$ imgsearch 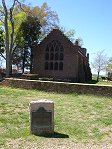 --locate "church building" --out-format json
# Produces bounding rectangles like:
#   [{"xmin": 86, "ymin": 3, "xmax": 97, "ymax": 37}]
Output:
[{"xmin": 32, "ymin": 29, "xmax": 92, "ymax": 82}]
